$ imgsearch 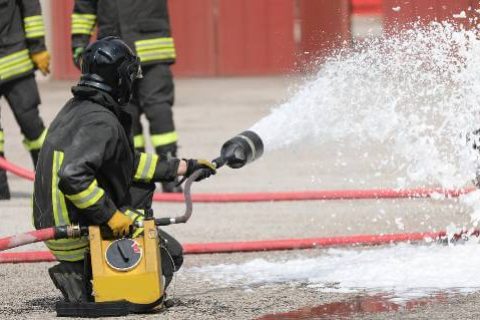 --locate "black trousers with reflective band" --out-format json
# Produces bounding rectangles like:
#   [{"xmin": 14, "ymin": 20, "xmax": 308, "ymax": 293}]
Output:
[
  {"xmin": 126, "ymin": 63, "xmax": 176, "ymax": 142},
  {"xmin": 0, "ymin": 74, "xmax": 45, "ymax": 141}
]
